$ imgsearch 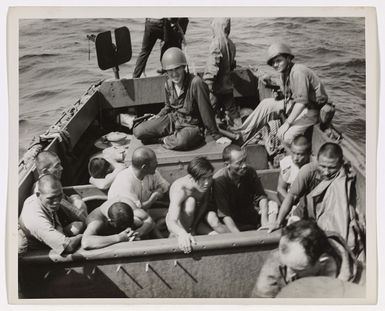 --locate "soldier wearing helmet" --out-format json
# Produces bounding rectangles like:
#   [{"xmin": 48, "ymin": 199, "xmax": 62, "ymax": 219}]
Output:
[
  {"xmin": 203, "ymin": 18, "xmax": 242, "ymax": 130},
  {"xmin": 240, "ymin": 42, "xmax": 328, "ymax": 145},
  {"xmin": 133, "ymin": 47, "xmax": 231, "ymax": 150}
]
